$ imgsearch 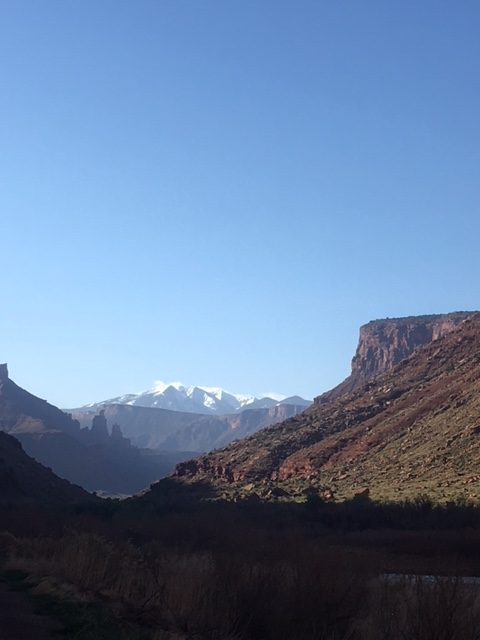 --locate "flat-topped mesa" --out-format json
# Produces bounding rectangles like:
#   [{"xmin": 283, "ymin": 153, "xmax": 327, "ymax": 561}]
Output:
[
  {"xmin": 0, "ymin": 363, "xmax": 8, "ymax": 382},
  {"xmin": 315, "ymin": 311, "xmax": 475, "ymax": 404}
]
